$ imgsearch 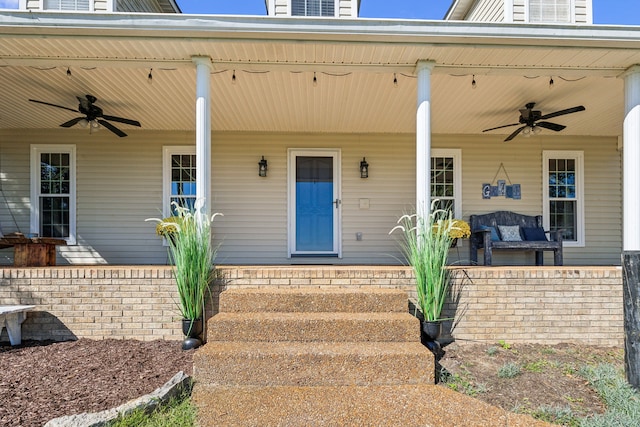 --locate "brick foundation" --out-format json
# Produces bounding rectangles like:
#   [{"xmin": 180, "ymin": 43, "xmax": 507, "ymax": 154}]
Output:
[{"xmin": 0, "ymin": 265, "xmax": 623, "ymax": 346}]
